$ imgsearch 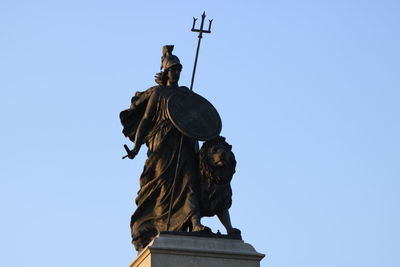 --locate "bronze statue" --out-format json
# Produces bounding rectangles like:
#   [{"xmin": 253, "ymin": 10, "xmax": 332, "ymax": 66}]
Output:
[
  {"xmin": 120, "ymin": 46, "xmax": 206, "ymax": 251},
  {"xmin": 120, "ymin": 45, "xmax": 240, "ymax": 251},
  {"xmin": 120, "ymin": 15, "xmax": 239, "ymax": 252}
]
